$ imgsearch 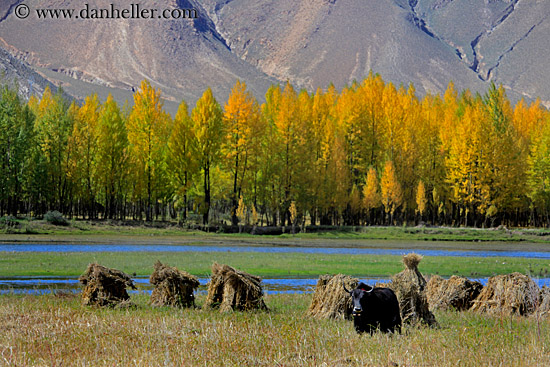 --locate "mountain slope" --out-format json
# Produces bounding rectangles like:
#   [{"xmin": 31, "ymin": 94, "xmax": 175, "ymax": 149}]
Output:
[
  {"xmin": 0, "ymin": 0, "xmax": 274, "ymax": 110},
  {"xmin": 203, "ymin": 0, "xmax": 486, "ymax": 95},
  {"xmin": 0, "ymin": 0, "xmax": 549, "ymax": 107},
  {"xmin": 0, "ymin": 45, "xmax": 73, "ymax": 101},
  {"xmin": 414, "ymin": 0, "xmax": 550, "ymax": 102},
  {"xmin": 204, "ymin": 0, "xmax": 549, "ymax": 104}
]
